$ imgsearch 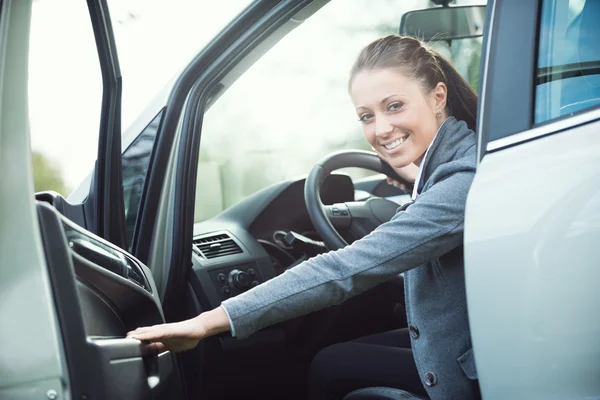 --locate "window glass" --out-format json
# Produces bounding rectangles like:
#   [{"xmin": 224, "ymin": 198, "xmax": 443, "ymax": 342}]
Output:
[
  {"xmin": 29, "ymin": 0, "xmax": 102, "ymax": 196},
  {"xmin": 107, "ymin": 0, "xmax": 253, "ymax": 132},
  {"xmin": 106, "ymin": 0, "xmax": 252, "ymax": 245},
  {"xmin": 30, "ymin": 0, "xmax": 252, "ymax": 199},
  {"xmin": 122, "ymin": 110, "xmax": 163, "ymax": 248},
  {"xmin": 196, "ymin": 0, "xmax": 483, "ymax": 222},
  {"xmin": 535, "ymin": 0, "xmax": 600, "ymax": 123}
]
